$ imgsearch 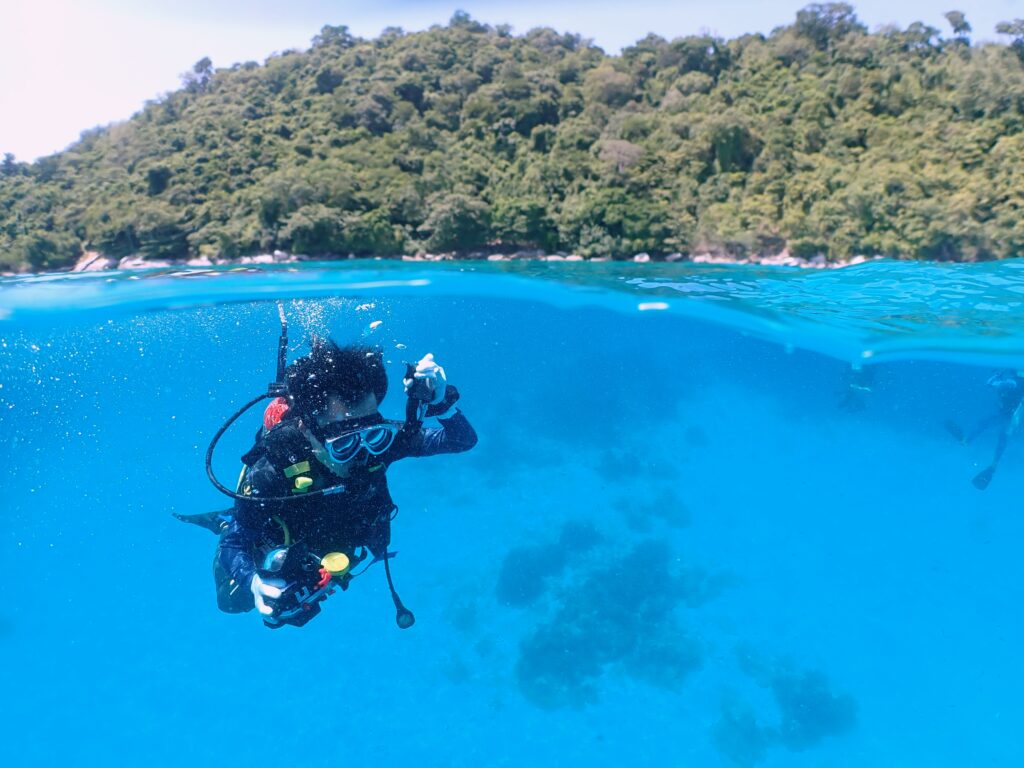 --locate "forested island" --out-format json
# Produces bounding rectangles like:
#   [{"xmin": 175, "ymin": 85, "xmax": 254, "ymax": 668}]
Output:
[{"xmin": 2, "ymin": 4, "xmax": 1024, "ymax": 272}]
